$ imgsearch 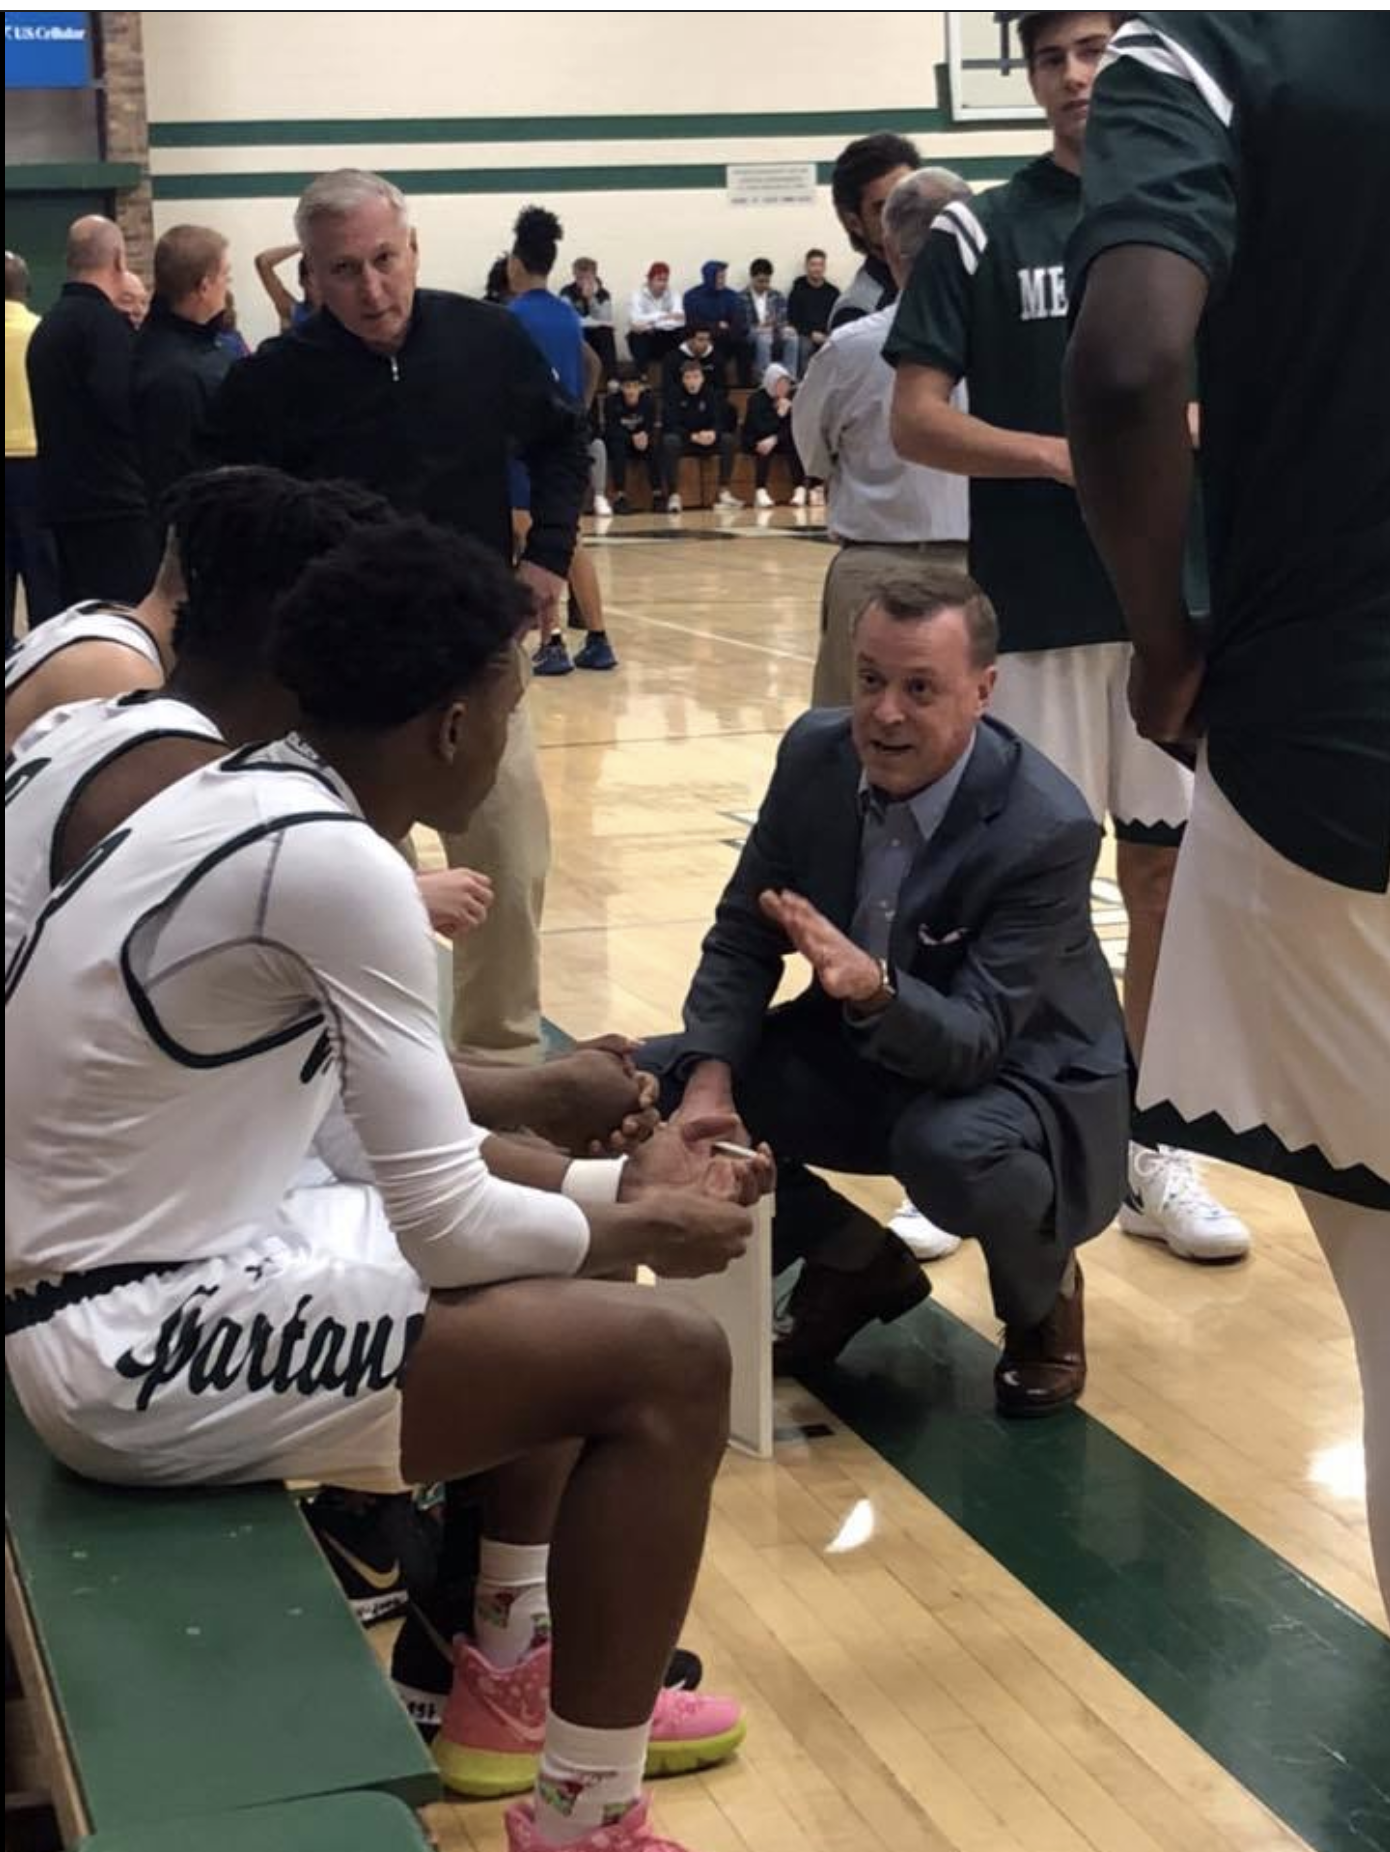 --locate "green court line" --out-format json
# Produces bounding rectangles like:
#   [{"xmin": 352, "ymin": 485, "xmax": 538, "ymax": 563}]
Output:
[
  {"xmin": 801, "ymin": 1304, "xmax": 1390, "ymax": 1852},
  {"xmin": 151, "ymin": 156, "xmax": 1021, "ymax": 204},
  {"xmin": 541, "ymin": 1025, "xmax": 1390, "ymax": 1848}
]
